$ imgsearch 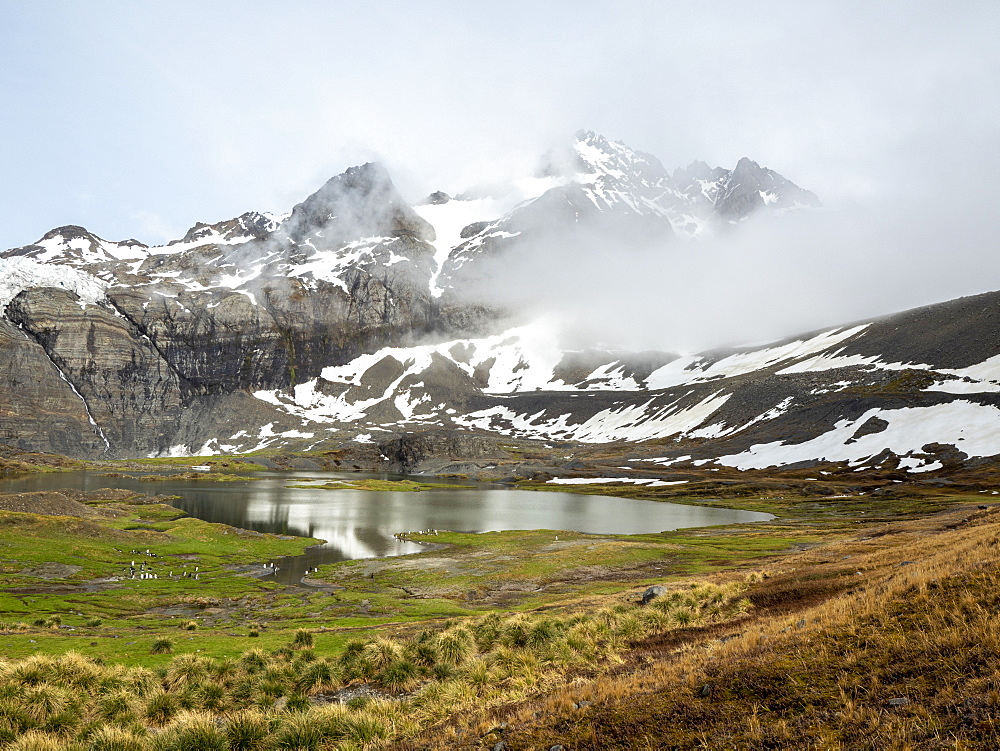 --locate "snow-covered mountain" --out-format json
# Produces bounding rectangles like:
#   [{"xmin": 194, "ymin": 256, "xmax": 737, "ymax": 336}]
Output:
[
  {"xmin": 0, "ymin": 131, "xmax": 815, "ymax": 325},
  {"xmin": 235, "ymin": 290, "xmax": 1000, "ymax": 473},
  {"xmin": 425, "ymin": 131, "xmax": 819, "ymax": 297},
  {"xmin": 10, "ymin": 129, "xmax": 989, "ymax": 477}
]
